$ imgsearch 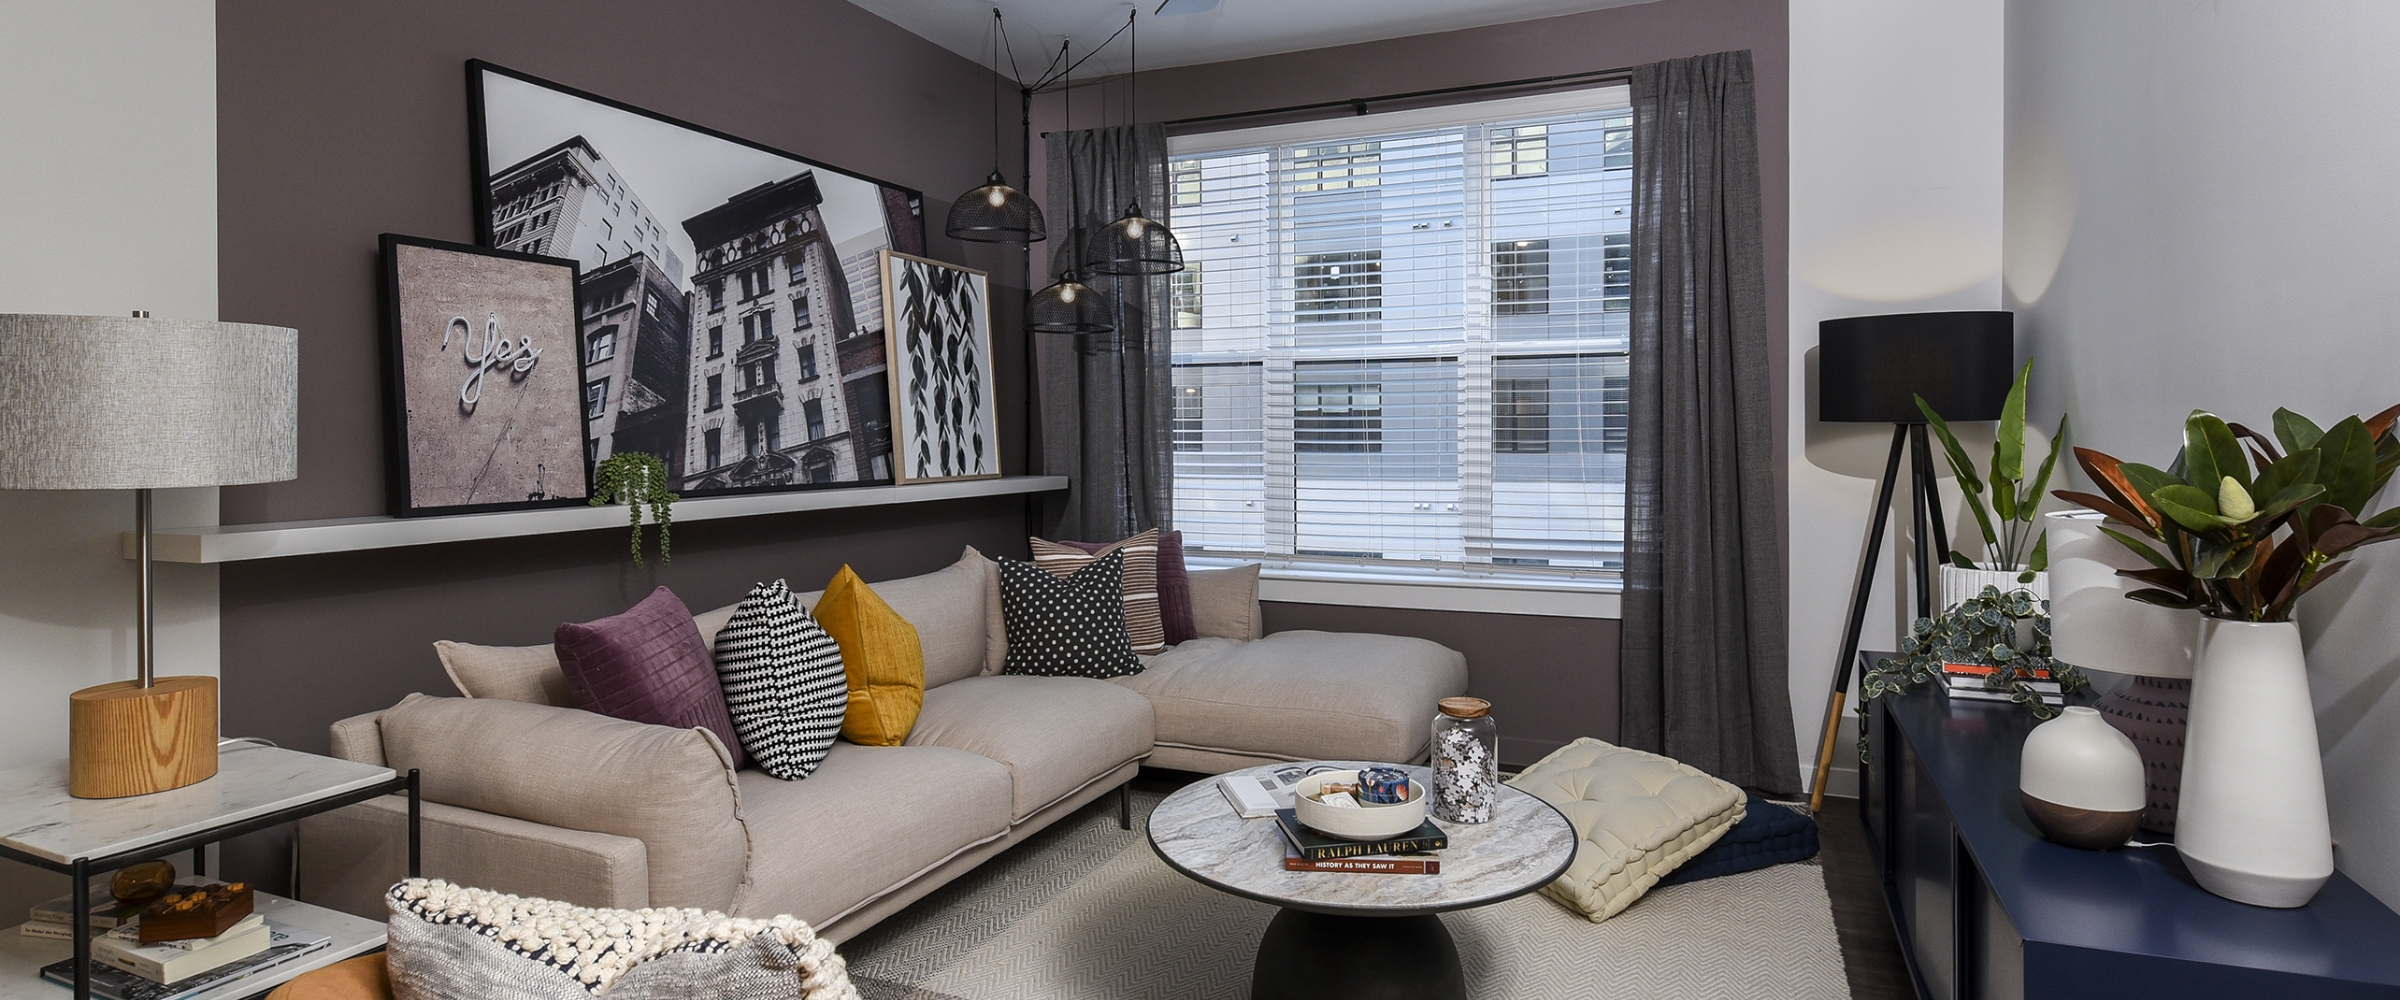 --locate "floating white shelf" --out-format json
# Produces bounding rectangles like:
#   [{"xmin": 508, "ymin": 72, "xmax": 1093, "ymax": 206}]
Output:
[{"xmin": 131, "ymin": 476, "xmax": 1069, "ymax": 564}]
